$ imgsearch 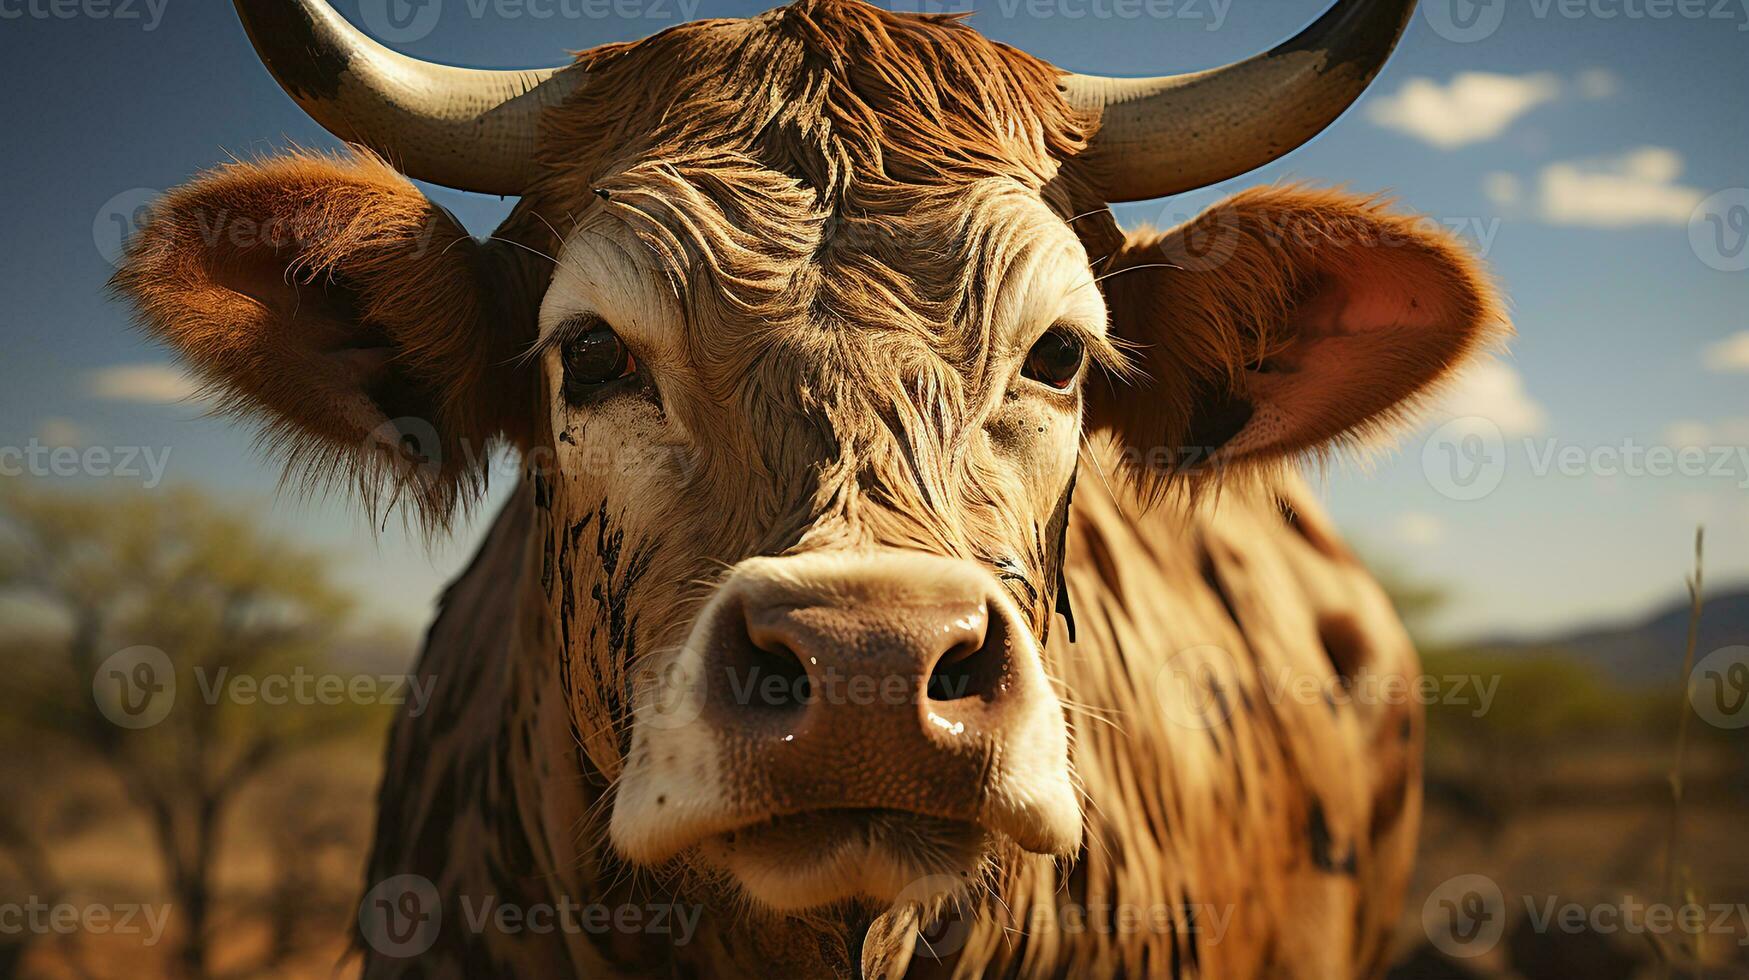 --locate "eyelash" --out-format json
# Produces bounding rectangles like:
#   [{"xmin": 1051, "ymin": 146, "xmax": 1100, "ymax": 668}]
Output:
[
  {"xmin": 1021, "ymin": 325, "xmax": 1087, "ymax": 390},
  {"xmin": 551, "ymin": 315, "xmax": 1089, "ymax": 409},
  {"xmin": 557, "ymin": 317, "xmax": 641, "ymax": 405}
]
